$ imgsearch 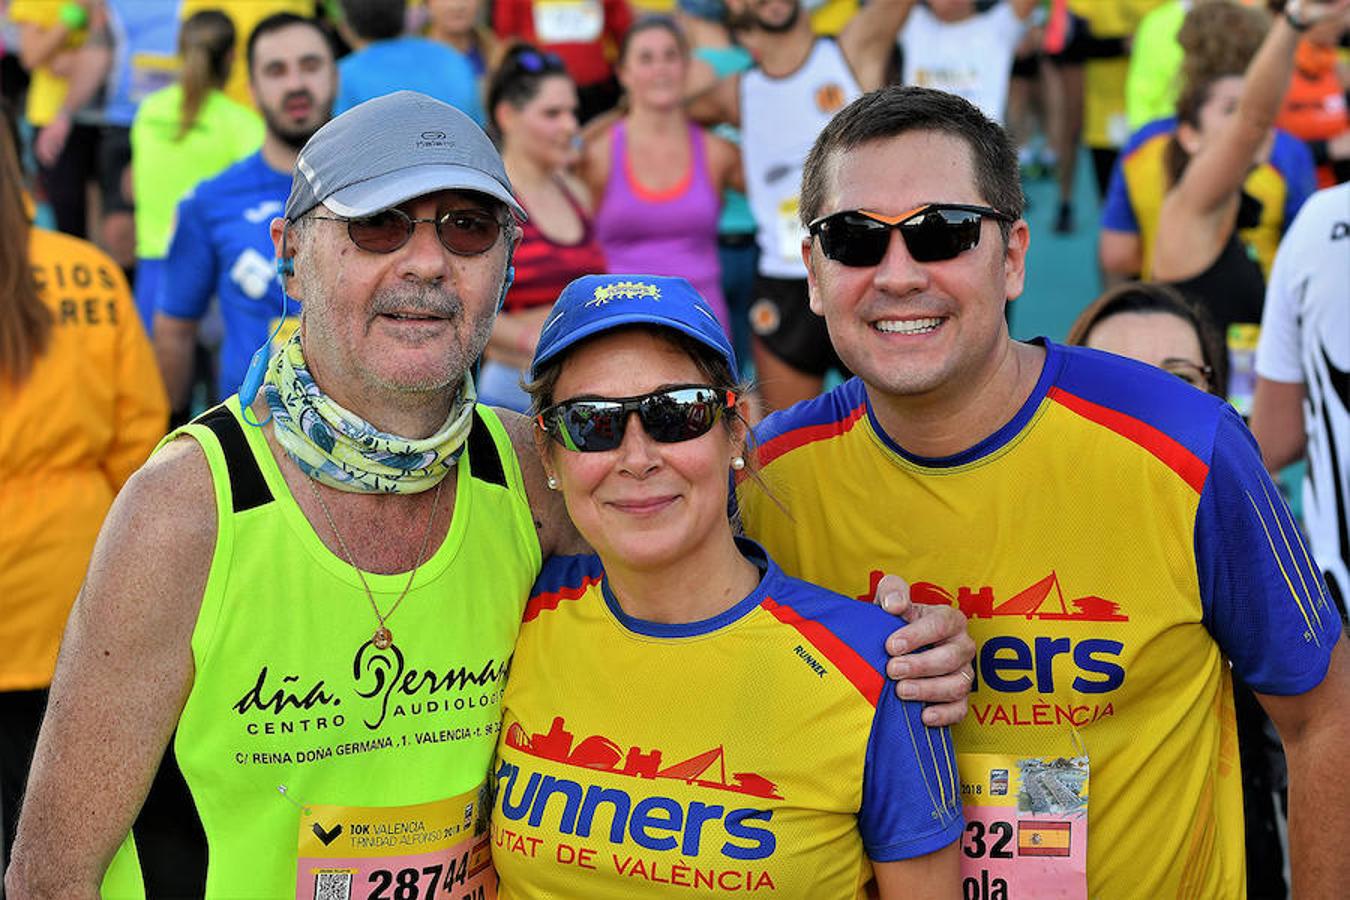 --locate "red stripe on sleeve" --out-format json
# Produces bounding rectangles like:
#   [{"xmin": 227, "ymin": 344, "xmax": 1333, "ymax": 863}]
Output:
[
  {"xmin": 1048, "ymin": 386, "xmax": 1209, "ymax": 493},
  {"xmin": 523, "ymin": 576, "xmax": 602, "ymax": 623},
  {"xmin": 754, "ymin": 403, "xmax": 867, "ymax": 470},
  {"xmin": 760, "ymin": 596, "xmax": 884, "ymax": 707}
]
